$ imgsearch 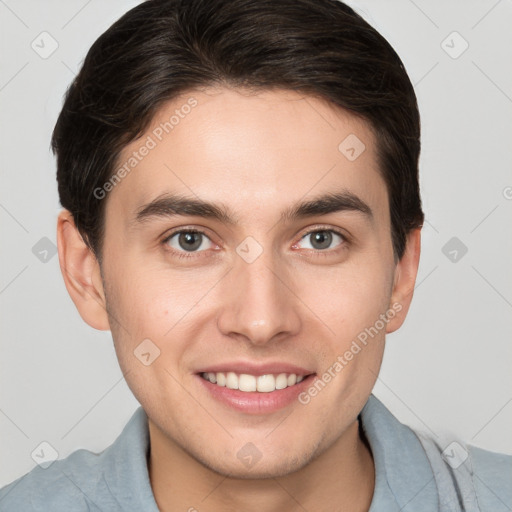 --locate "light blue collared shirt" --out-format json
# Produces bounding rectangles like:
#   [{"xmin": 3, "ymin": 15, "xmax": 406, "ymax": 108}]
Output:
[{"xmin": 1, "ymin": 394, "xmax": 510, "ymax": 511}]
